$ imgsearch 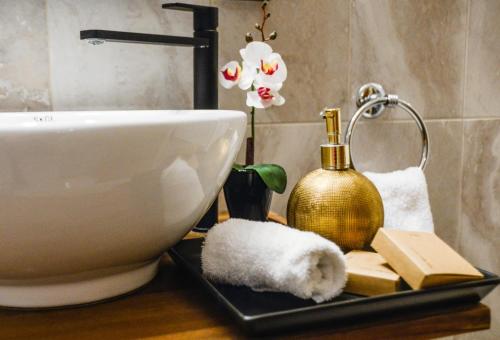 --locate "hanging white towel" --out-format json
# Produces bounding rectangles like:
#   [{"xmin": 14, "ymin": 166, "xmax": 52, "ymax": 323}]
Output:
[{"xmin": 364, "ymin": 166, "xmax": 434, "ymax": 232}]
